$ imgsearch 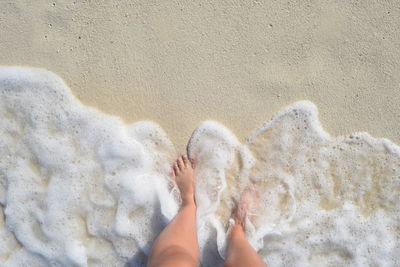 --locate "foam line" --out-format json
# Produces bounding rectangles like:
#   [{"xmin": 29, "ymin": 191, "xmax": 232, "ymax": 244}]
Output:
[{"xmin": 0, "ymin": 67, "xmax": 399, "ymax": 266}]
